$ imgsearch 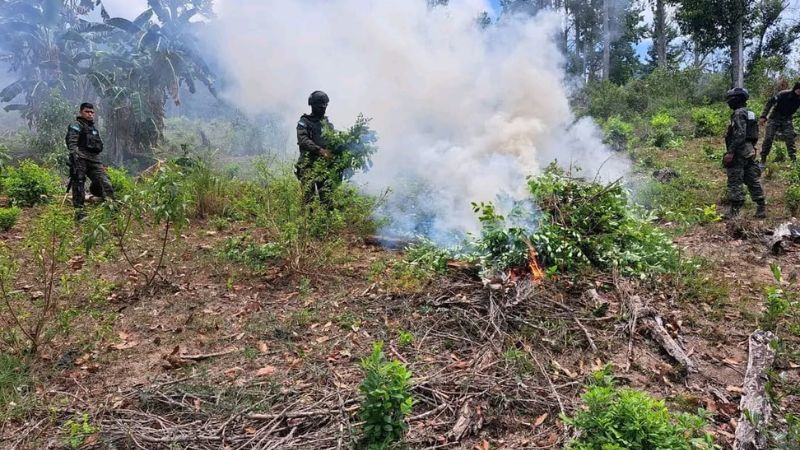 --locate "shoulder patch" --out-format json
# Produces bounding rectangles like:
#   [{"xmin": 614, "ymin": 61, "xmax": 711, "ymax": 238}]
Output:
[
  {"xmin": 297, "ymin": 121, "xmax": 306, "ymax": 129},
  {"xmin": 69, "ymin": 124, "xmax": 81, "ymax": 132},
  {"xmin": 747, "ymin": 111, "xmax": 756, "ymax": 120}
]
